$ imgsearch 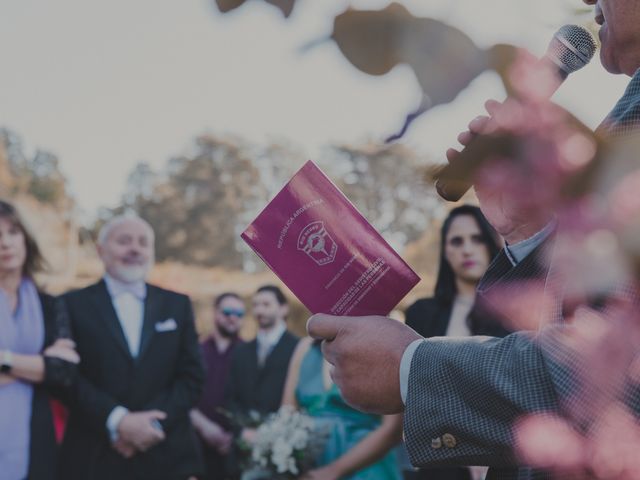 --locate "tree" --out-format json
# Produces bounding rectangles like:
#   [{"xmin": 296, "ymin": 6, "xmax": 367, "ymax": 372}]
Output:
[
  {"xmin": 121, "ymin": 134, "xmax": 264, "ymax": 269},
  {"xmin": 319, "ymin": 142, "xmax": 444, "ymax": 252},
  {"xmin": 0, "ymin": 128, "xmax": 71, "ymax": 209}
]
